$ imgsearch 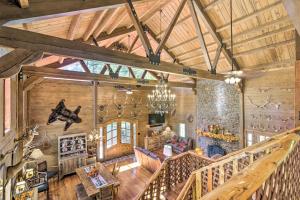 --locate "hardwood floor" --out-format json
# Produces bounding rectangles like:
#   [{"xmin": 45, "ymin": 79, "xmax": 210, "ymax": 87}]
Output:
[{"xmin": 39, "ymin": 157, "xmax": 153, "ymax": 200}]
